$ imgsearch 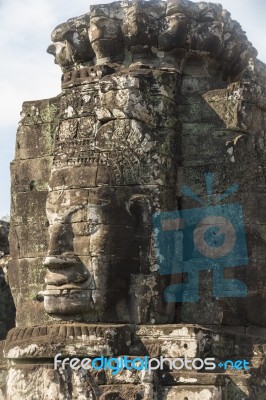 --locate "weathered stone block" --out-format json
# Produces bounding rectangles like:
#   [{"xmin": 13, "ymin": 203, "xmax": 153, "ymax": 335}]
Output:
[
  {"xmin": 244, "ymin": 223, "xmax": 266, "ymax": 260},
  {"xmin": 122, "ymin": 1, "xmax": 165, "ymax": 48},
  {"xmin": 19, "ymin": 98, "xmax": 58, "ymax": 126},
  {"xmin": 203, "ymin": 85, "xmax": 264, "ymax": 133},
  {"xmin": 58, "ymin": 87, "xmax": 99, "ymax": 120},
  {"xmin": 190, "ymin": 21, "xmax": 223, "ymax": 56},
  {"xmin": 223, "ymin": 260, "xmax": 265, "ymax": 293},
  {"xmin": 11, "ymin": 157, "xmax": 52, "ymax": 193},
  {"xmin": 8, "ymin": 252, "xmax": 44, "ymax": 324},
  {"xmin": 179, "ymin": 96, "xmax": 224, "ymax": 124},
  {"xmin": 181, "ymin": 76, "xmax": 223, "ymax": 95},
  {"xmin": 221, "ymin": 291, "xmax": 266, "ymax": 327},
  {"xmin": 9, "ymin": 222, "xmax": 48, "ymax": 259},
  {"xmin": 161, "ymin": 385, "xmax": 222, "ymax": 400},
  {"xmin": 182, "ymin": 131, "xmax": 231, "ymax": 165},
  {"xmin": 15, "ymin": 123, "xmax": 55, "ymax": 159},
  {"xmin": 90, "ymin": 17, "xmax": 124, "ymax": 61},
  {"xmin": 100, "ymin": 384, "xmax": 147, "ymax": 399},
  {"xmin": 8, "ymin": 258, "xmax": 46, "ymax": 291},
  {"xmin": 11, "ymin": 191, "xmax": 48, "ymax": 227},
  {"xmin": 181, "ymin": 161, "xmax": 266, "ymax": 195},
  {"xmin": 8, "ymin": 287, "xmax": 49, "ymax": 327}
]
